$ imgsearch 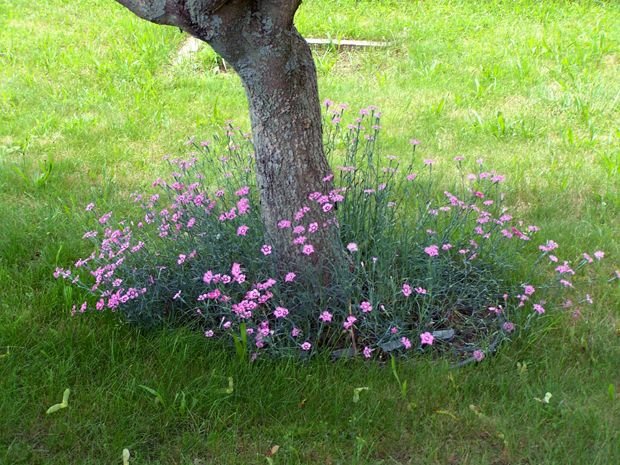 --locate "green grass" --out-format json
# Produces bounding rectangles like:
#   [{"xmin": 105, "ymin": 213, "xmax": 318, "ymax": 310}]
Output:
[{"xmin": 1, "ymin": 0, "xmax": 619, "ymax": 463}]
